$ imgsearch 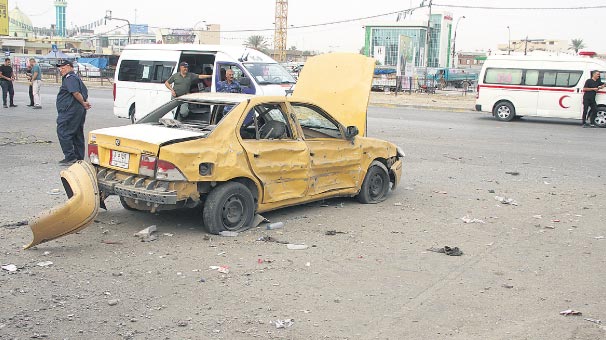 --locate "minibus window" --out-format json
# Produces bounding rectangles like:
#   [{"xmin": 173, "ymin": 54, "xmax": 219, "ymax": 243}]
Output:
[
  {"xmin": 485, "ymin": 68, "xmax": 522, "ymax": 85},
  {"xmin": 568, "ymin": 72, "xmax": 582, "ymax": 86},
  {"xmin": 524, "ymin": 70, "xmax": 539, "ymax": 85}
]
